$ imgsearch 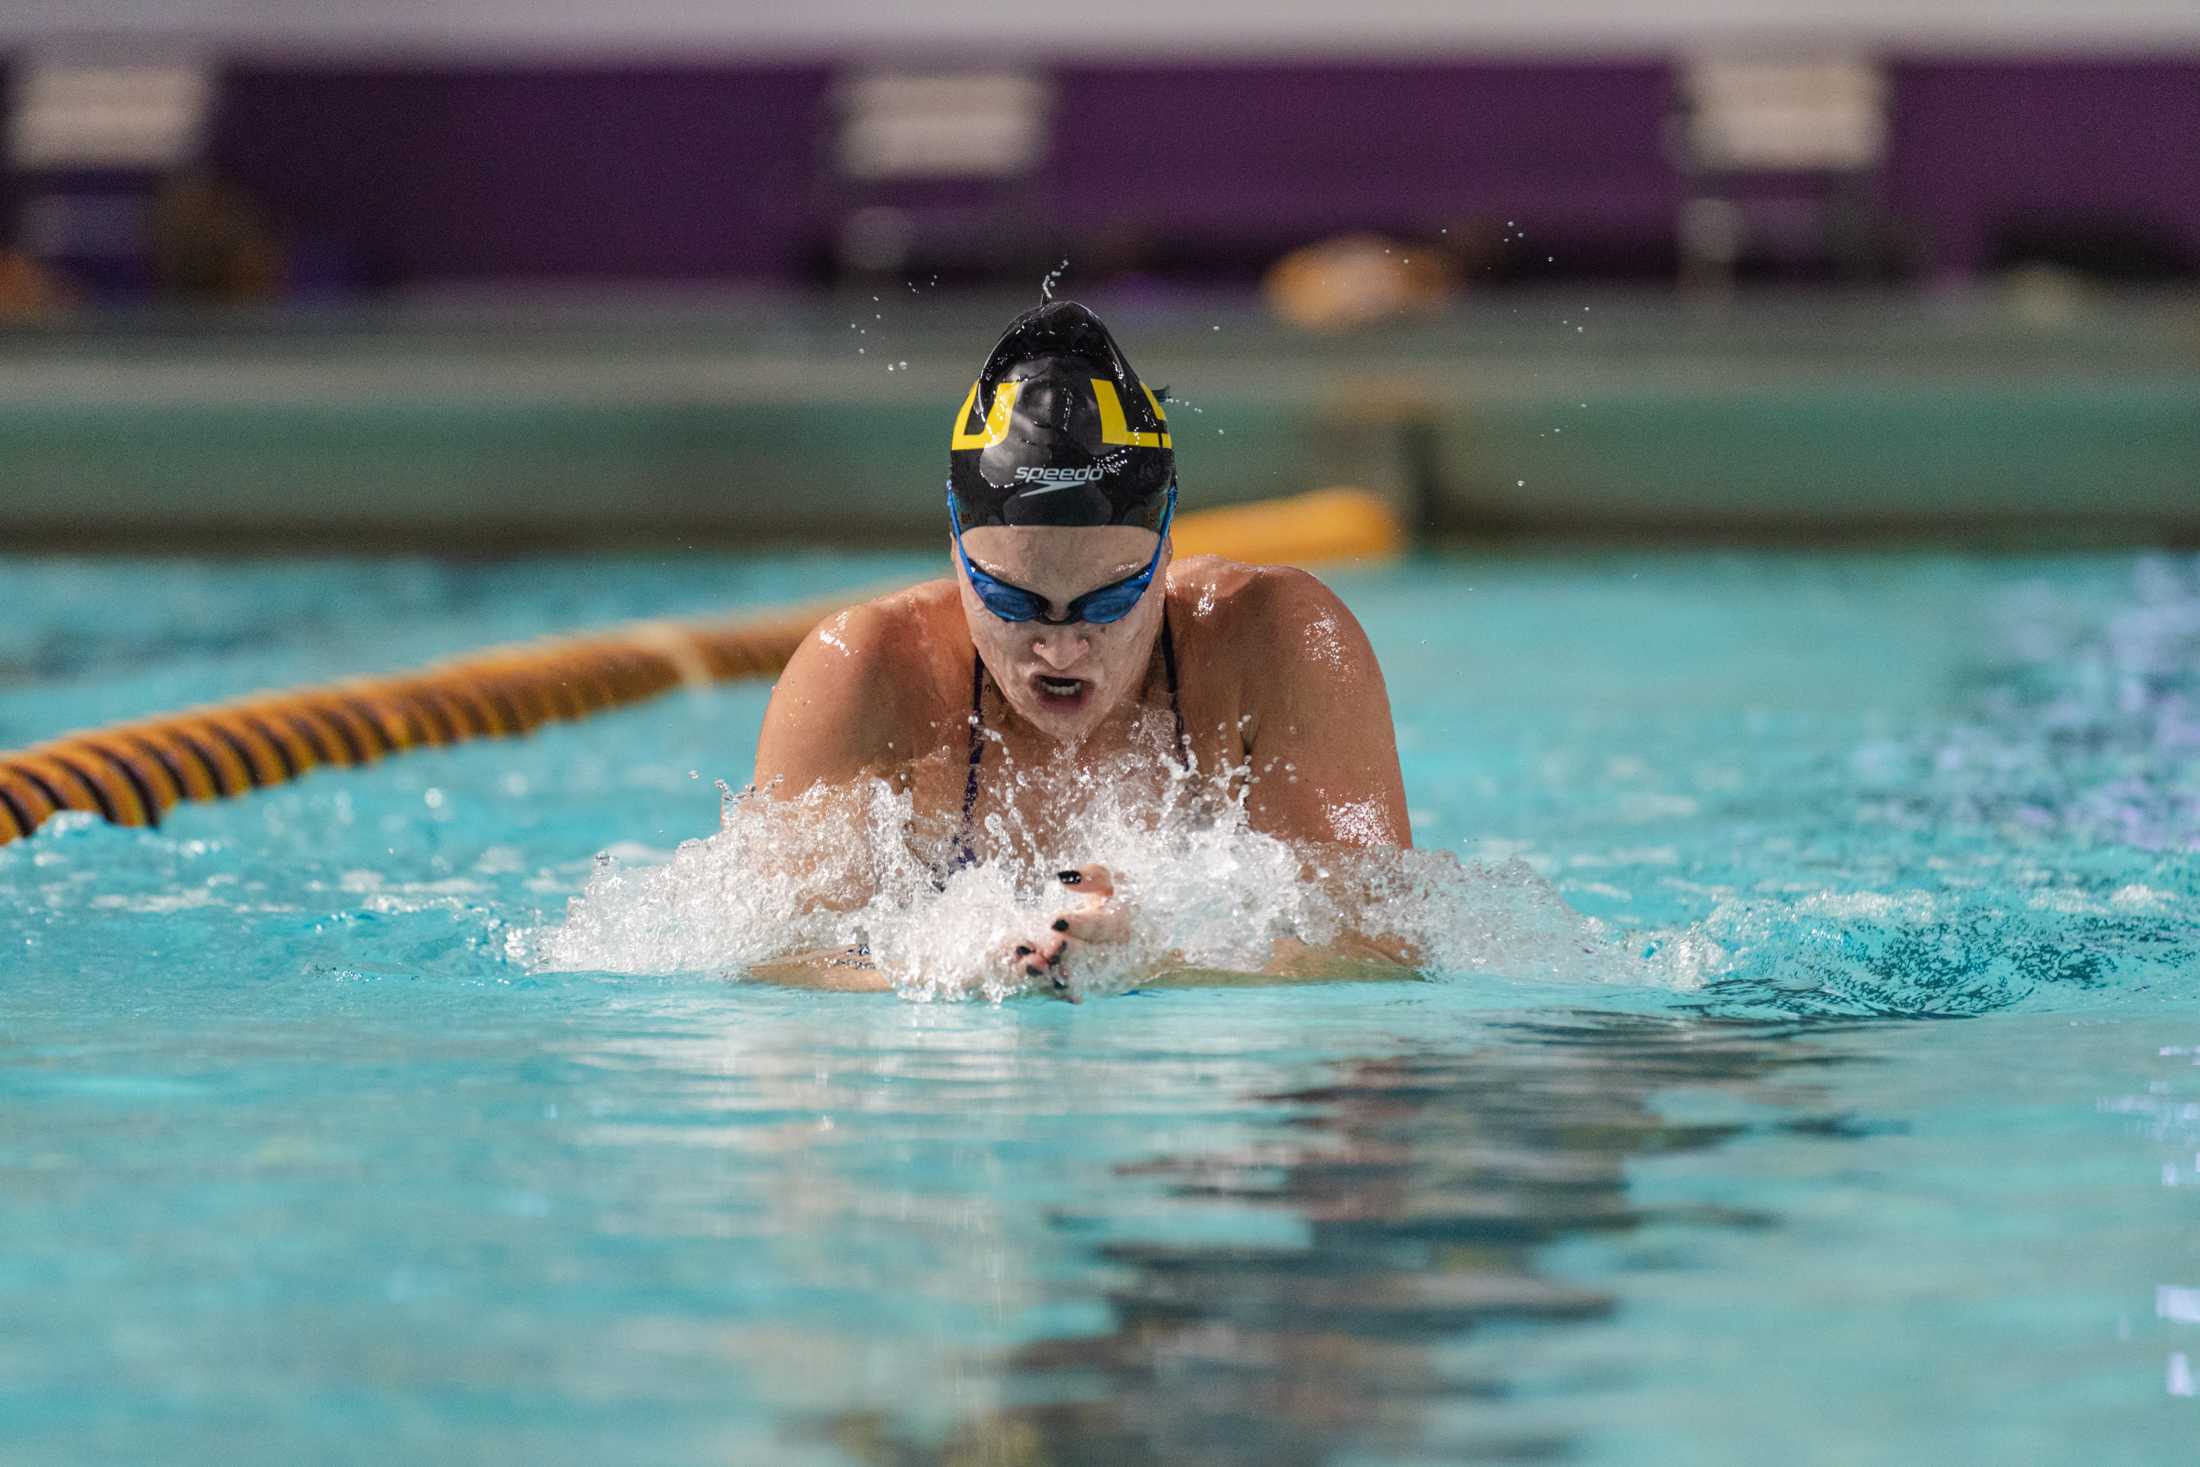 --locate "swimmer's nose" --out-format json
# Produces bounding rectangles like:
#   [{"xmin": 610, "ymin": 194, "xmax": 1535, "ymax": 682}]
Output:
[{"xmin": 1029, "ymin": 628, "xmax": 1089, "ymax": 670}]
